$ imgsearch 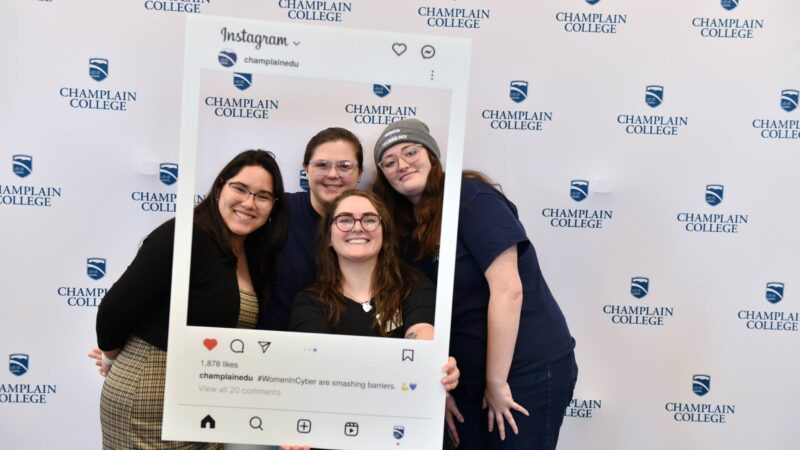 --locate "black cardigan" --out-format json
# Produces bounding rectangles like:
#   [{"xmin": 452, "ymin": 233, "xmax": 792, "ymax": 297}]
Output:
[{"xmin": 96, "ymin": 219, "xmax": 255, "ymax": 351}]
